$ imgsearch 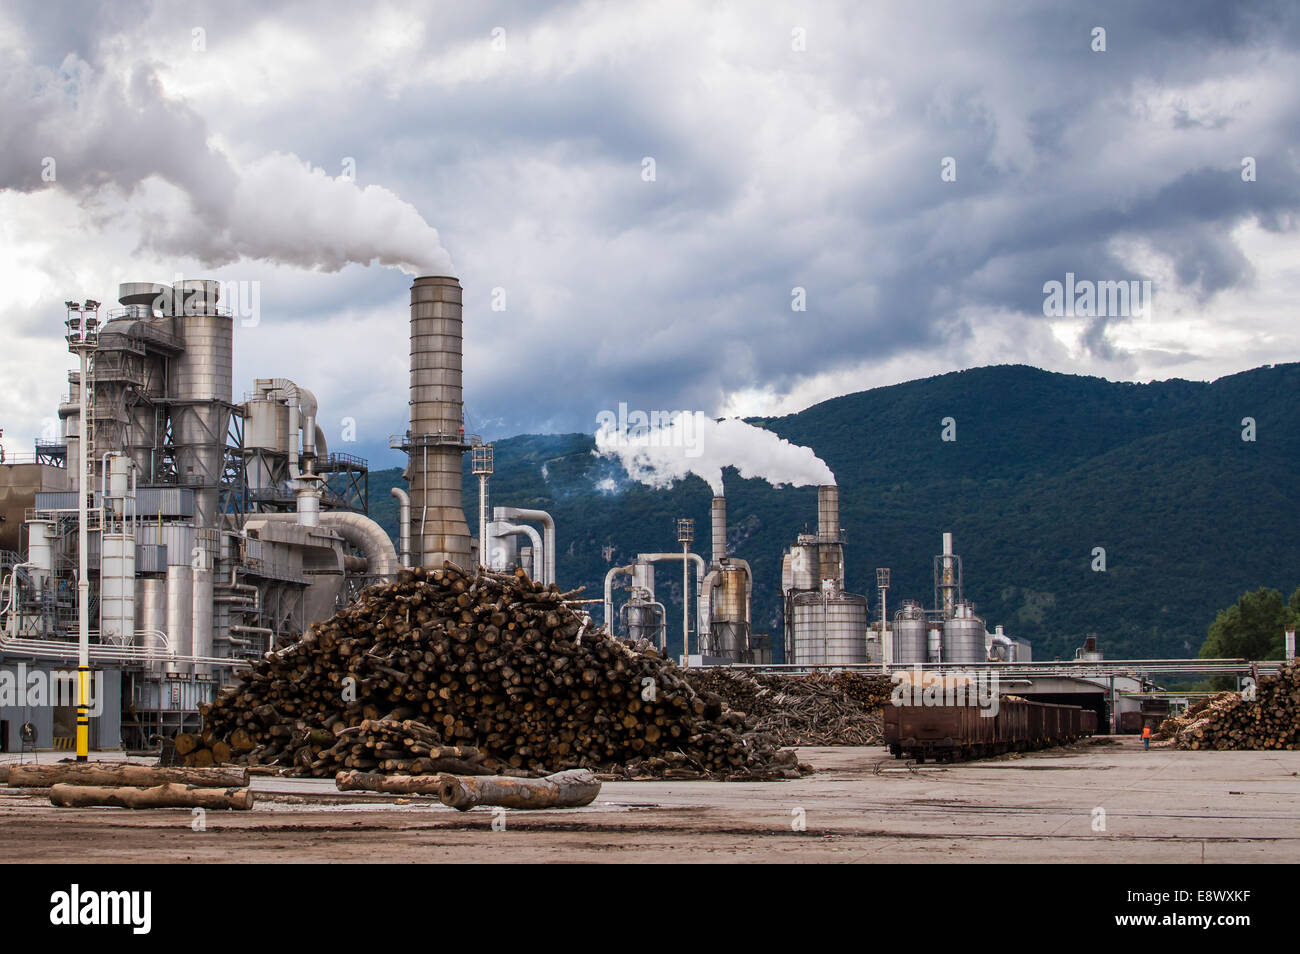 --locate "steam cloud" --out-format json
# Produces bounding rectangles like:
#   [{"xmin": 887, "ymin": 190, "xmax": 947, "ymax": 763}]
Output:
[
  {"xmin": 0, "ymin": 57, "xmax": 452, "ymax": 275},
  {"xmin": 594, "ymin": 412, "xmax": 834, "ymax": 495}
]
